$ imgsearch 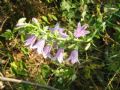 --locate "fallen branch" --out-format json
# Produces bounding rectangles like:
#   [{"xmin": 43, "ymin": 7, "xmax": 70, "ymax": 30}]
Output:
[{"xmin": 0, "ymin": 77, "xmax": 59, "ymax": 90}]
